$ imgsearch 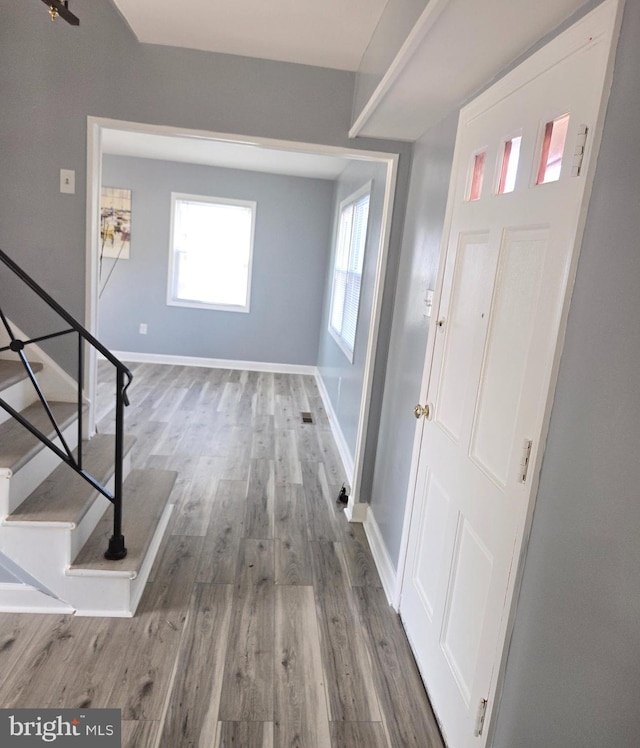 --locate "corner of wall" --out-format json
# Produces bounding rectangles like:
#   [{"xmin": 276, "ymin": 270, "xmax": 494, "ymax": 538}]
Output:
[{"xmin": 363, "ymin": 504, "xmax": 399, "ymax": 607}]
